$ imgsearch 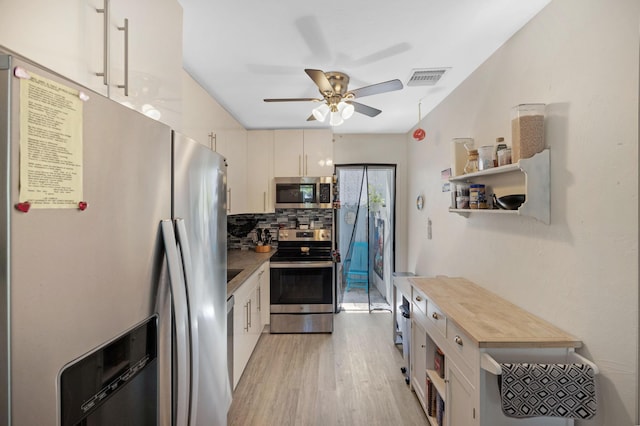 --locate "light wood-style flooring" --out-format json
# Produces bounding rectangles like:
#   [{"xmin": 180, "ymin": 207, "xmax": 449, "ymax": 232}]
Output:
[{"xmin": 228, "ymin": 311, "xmax": 428, "ymax": 426}]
